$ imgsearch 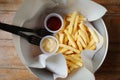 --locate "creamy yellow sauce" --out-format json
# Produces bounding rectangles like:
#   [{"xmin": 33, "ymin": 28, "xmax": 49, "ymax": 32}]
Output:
[{"xmin": 42, "ymin": 38, "xmax": 57, "ymax": 53}]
